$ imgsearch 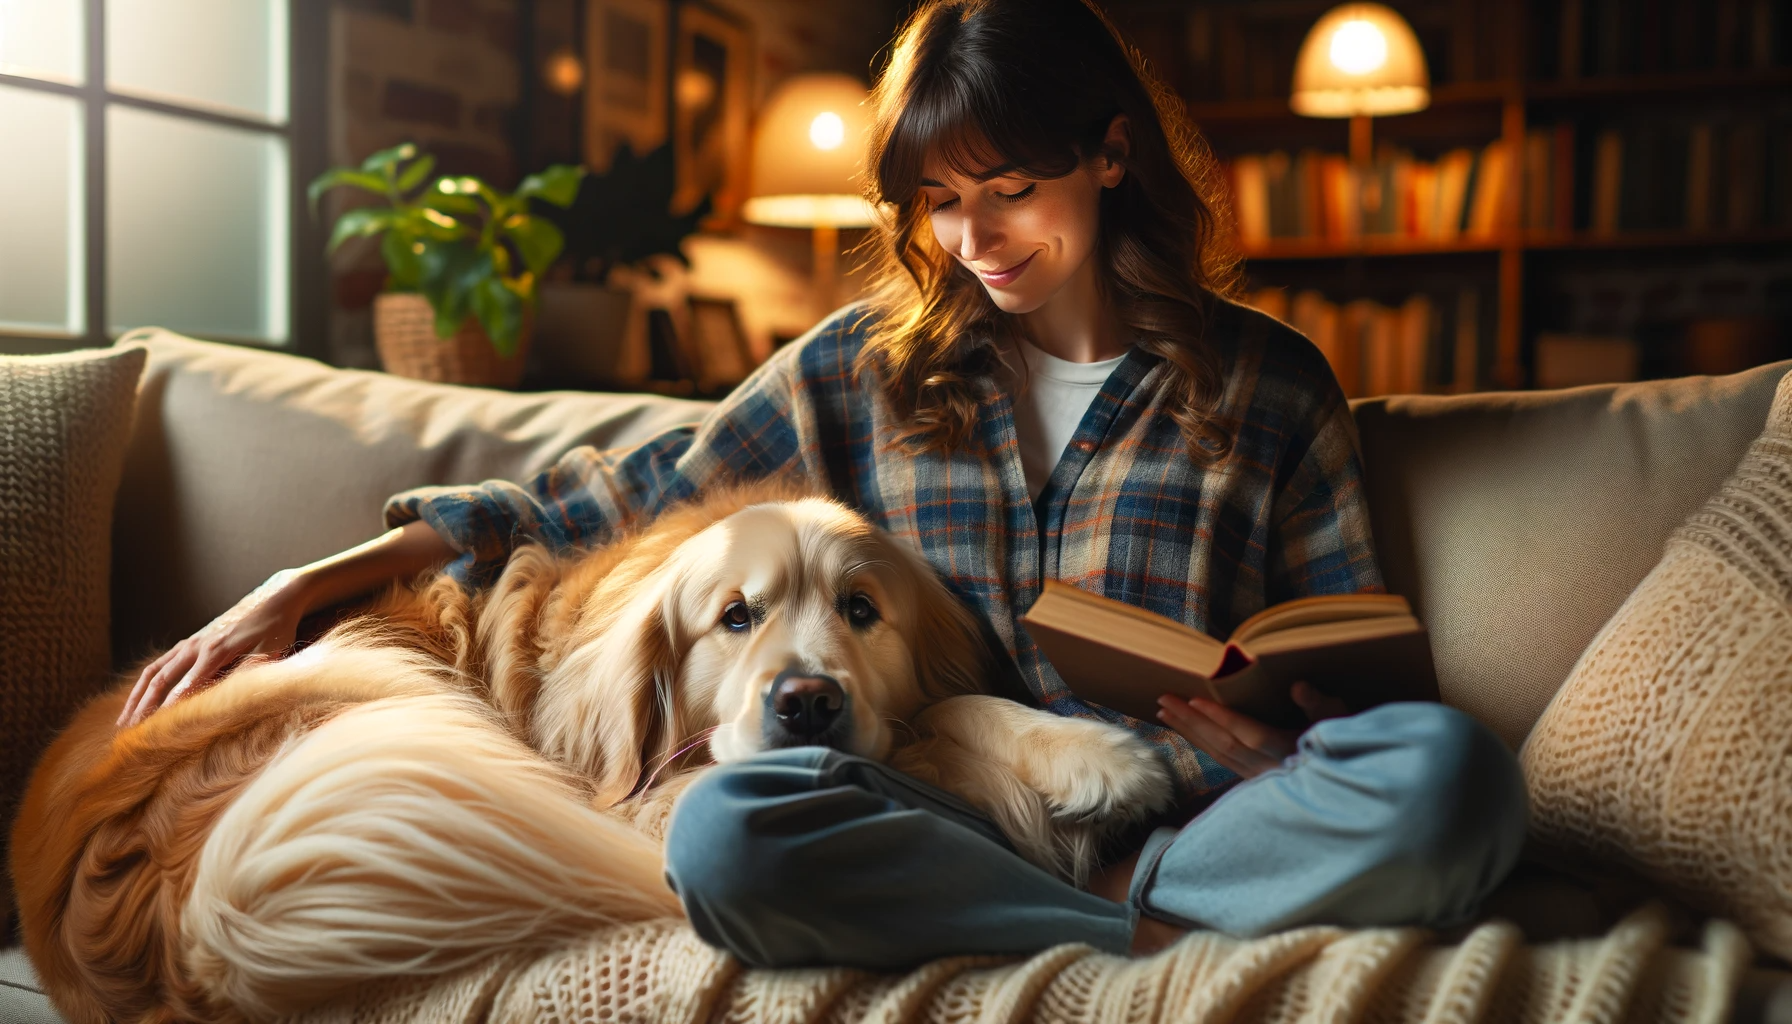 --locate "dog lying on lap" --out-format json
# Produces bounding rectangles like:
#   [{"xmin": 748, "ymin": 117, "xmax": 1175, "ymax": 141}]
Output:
[{"xmin": 11, "ymin": 482, "xmax": 1170, "ymax": 1023}]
